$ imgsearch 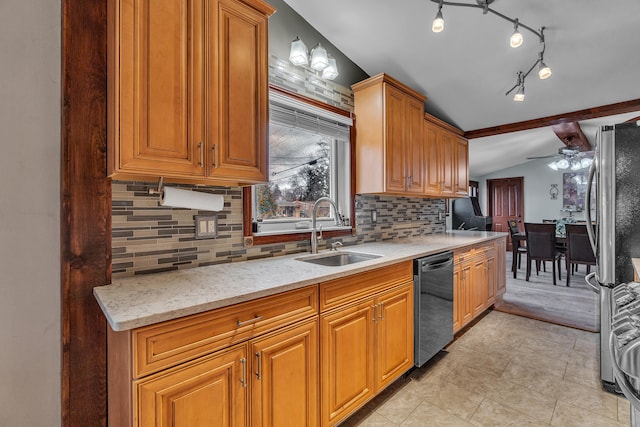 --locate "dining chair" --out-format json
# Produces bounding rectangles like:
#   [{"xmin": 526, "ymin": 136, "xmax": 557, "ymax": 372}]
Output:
[
  {"xmin": 564, "ymin": 224, "xmax": 596, "ymax": 286},
  {"xmin": 524, "ymin": 222, "xmax": 563, "ymax": 286},
  {"xmin": 507, "ymin": 220, "xmax": 527, "ymax": 278}
]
